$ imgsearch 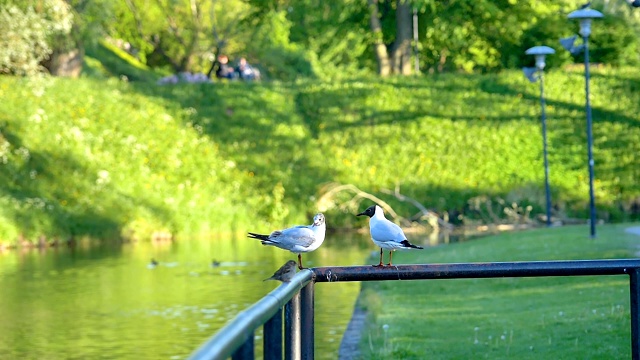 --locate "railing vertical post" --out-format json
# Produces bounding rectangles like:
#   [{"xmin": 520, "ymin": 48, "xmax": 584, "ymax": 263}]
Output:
[
  {"xmin": 264, "ymin": 307, "xmax": 283, "ymax": 360},
  {"xmin": 285, "ymin": 291, "xmax": 301, "ymax": 360},
  {"xmin": 231, "ymin": 330, "xmax": 254, "ymax": 360},
  {"xmin": 631, "ymin": 268, "xmax": 640, "ymax": 360},
  {"xmin": 300, "ymin": 282, "xmax": 315, "ymax": 360}
]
